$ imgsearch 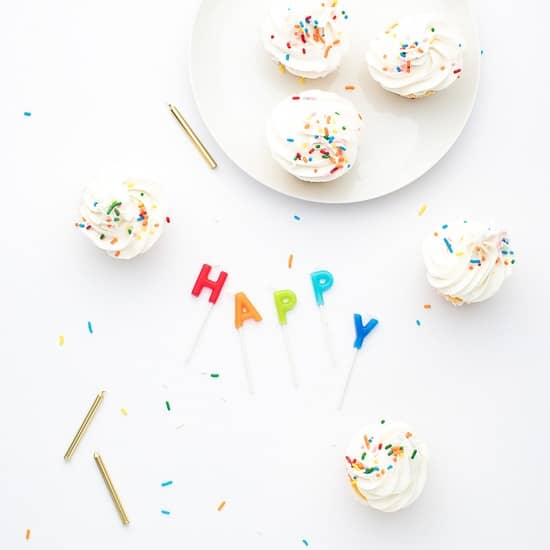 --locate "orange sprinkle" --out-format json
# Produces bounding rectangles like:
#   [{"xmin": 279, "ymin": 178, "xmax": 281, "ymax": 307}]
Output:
[
  {"xmin": 345, "ymin": 85, "xmax": 356, "ymax": 91},
  {"xmin": 114, "ymin": 251, "xmax": 121, "ymax": 257},
  {"xmin": 288, "ymin": 254, "xmax": 294, "ymax": 269},
  {"xmin": 217, "ymin": 500, "xmax": 226, "ymax": 512},
  {"xmin": 405, "ymin": 432, "xmax": 413, "ymax": 439},
  {"xmin": 469, "ymin": 266, "xmax": 474, "ymax": 270},
  {"xmin": 496, "ymin": 258, "xmax": 501, "ymax": 264},
  {"xmin": 333, "ymin": 39, "xmax": 341, "ymax": 46},
  {"xmin": 110, "ymin": 237, "xmax": 118, "ymax": 245},
  {"xmin": 304, "ymin": 123, "xmax": 310, "ymax": 129},
  {"xmin": 358, "ymin": 113, "xmax": 363, "ymax": 120},
  {"xmin": 324, "ymin": 45, "xmax": 333, "ymax": 58},
  {"xmin": 363, "ymin": 435, "xmax": 370, "ymax": 449},
  {"xmin": 324, "ymin": 127, "xmax": 329, "ymax": 136},
  {"xmin": 434, "ymin": 232, "xmax": 439, "ymax": 237},
  {"xmin": 26, "ymin": 529, "xmax": 31, "ymax": 540},
  {"xmin": 440, "ymin": 65, "xmax": 446, "ymax": 71},
  {"xmin": 423, "ymin": 304, "xmax": 432, "ymax": 310}
]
